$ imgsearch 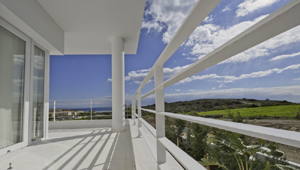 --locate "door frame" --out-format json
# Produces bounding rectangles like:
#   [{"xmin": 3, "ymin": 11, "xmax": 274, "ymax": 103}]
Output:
[{"xmin": 0, "ymin": 17, "xmax": 31, "ymax": 156}]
